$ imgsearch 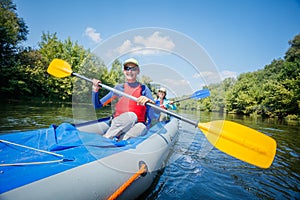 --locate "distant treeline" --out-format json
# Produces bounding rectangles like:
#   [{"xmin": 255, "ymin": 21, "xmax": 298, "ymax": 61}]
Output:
[
  {"xmin": 1, "ymin": 0, "xmax": 299, "ymax": 119},
  {"xmin": 178, "ymin": 34, "xmax": 300, "ymax": 119}
]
